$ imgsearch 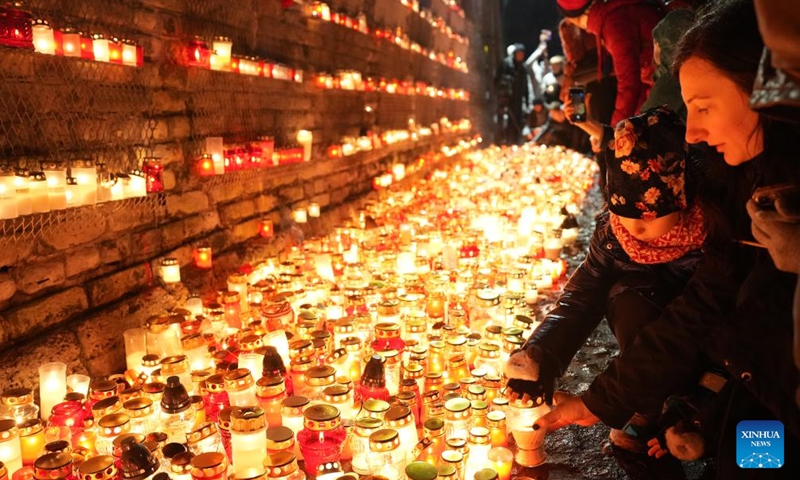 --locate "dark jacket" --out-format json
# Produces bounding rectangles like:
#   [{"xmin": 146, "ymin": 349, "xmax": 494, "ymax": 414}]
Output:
[
  {"xmin": 582, "ymin": 152, "xmax": 800, "ymax": 443},
  {"xmin": 525, "ymin": 211, "xmax": 704, "ymax": 376}
]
